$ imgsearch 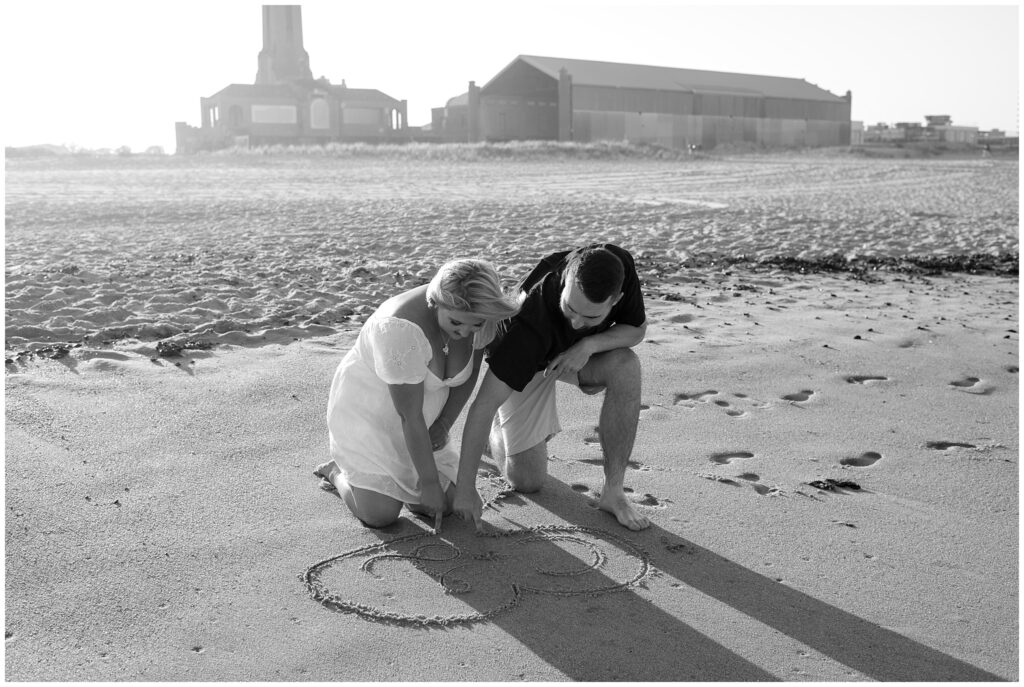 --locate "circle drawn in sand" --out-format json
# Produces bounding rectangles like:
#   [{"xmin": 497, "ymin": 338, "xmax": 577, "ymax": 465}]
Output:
[{"xmin": 302, "ymin": 525, "xmax": 650, "ymax": 628}]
